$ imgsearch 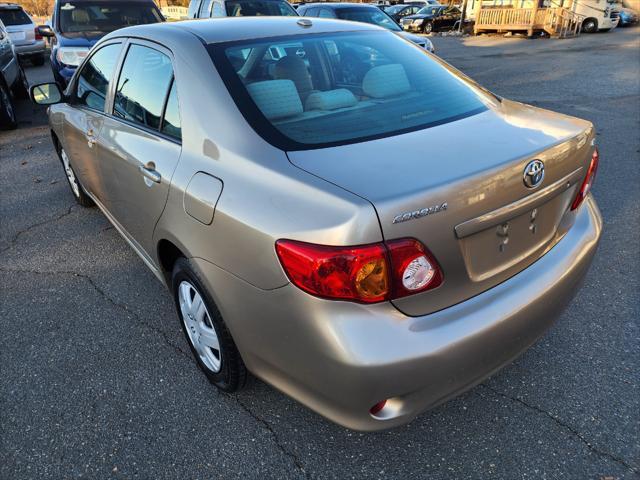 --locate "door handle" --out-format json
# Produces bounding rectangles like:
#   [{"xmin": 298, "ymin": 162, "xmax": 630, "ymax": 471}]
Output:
[
  {"xmin": 139, "ymin": 163, "xmax": 161, "ymax": 184},
  {"xmin": 86, "ymin": 128, "xmax": 96, "ymax": 148}
]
